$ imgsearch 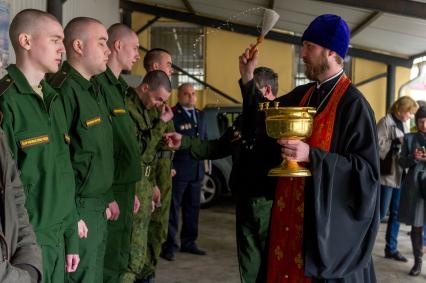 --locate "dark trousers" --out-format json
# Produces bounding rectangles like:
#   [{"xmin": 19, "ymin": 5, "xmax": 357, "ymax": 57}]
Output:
[
  {"xmin": 380, "ymin": 185, "xmax": 401, "ymax": 253},
  {"xmin": 163, "ymin": 179, "xmax": 202, "ymax": 253}
]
